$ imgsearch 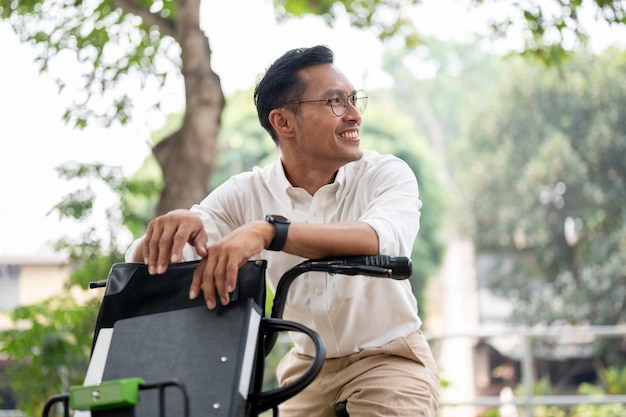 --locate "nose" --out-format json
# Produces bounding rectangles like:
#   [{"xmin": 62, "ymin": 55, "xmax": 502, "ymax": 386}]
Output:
[{"xmin": 343, "ymin": 100, "xmax": 362, "ymax": 123}]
